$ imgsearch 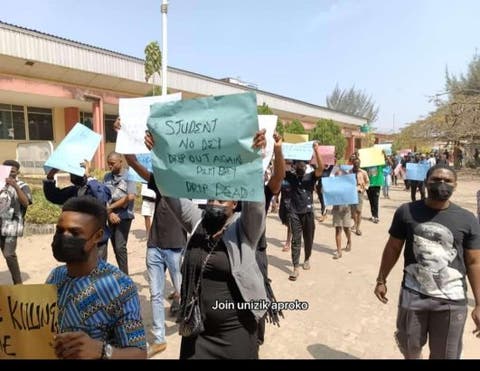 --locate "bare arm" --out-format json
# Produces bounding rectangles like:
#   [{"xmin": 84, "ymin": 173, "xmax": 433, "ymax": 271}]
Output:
[
  {"xmin": 54, "ymin": 331, "xmax": 146, "ymax": 359},
  {"xmin": 465, "ymin": 249, "xmax": 480, "ymax": 336},
  {"xmin": 374, "ymin": 235, "xmax": 405, "ymax": 304},
  {"xmin": 267, "ymin": 133, "xmax": 285, "ymax": 195},
  {"xmin": 312, "ymin": 142, "xmax": 324, "ymax": 178},
  {"xmin": 6, "ymin": 179, "xmax": 30, "ymax": 207},
  {"xmin": 124, "ymin": 154, "xmax": 151, "ymax": 183}
]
